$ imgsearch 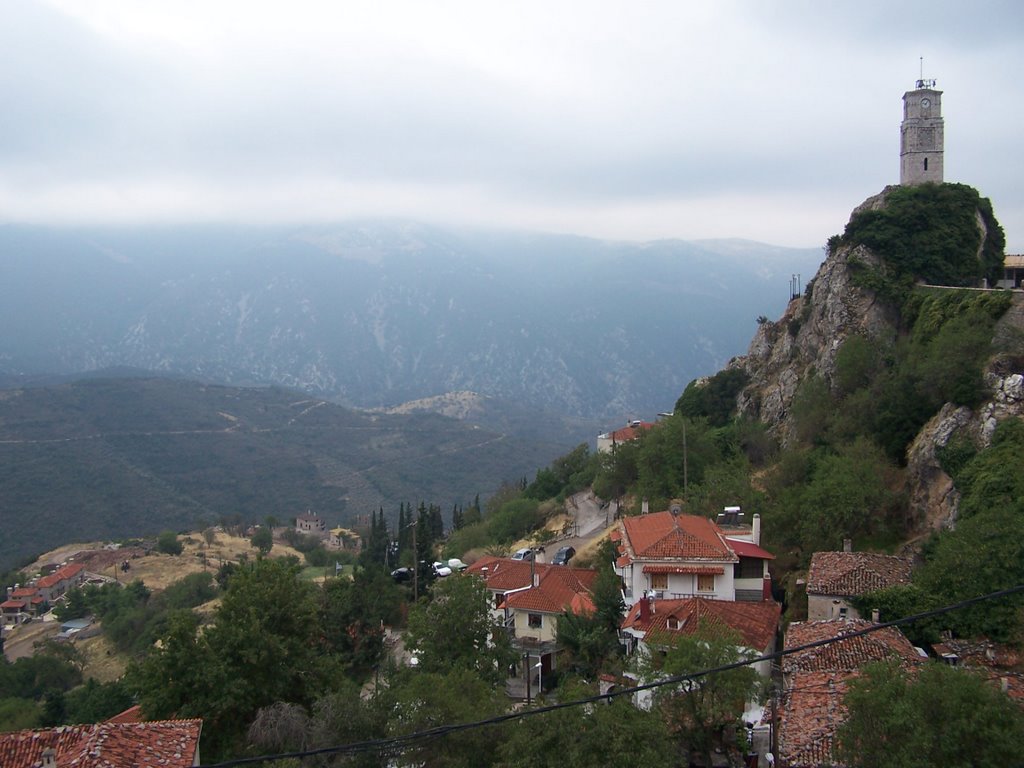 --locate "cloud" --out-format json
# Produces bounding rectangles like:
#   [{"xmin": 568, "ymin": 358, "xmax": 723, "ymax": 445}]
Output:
[{"xmin": 2, "ymin": 1, "xmax": 1022, "ymax": 249}]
